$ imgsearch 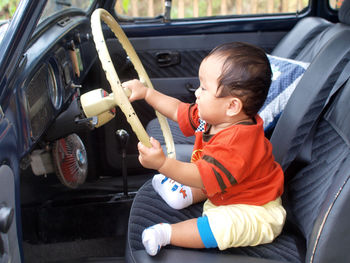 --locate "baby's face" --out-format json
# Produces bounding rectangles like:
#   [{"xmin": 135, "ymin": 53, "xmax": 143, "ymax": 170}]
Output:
[{"xmin": 196, "ymin": 55, "xmax": 231, "ymax": 125}]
